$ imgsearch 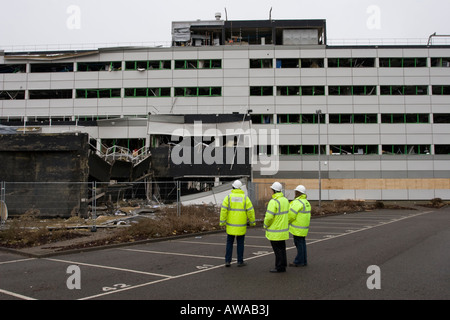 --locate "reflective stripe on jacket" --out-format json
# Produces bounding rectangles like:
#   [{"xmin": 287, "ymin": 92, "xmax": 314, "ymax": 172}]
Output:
[
  {"xmin": 263, "ymin": 192, "xmax": 290, "ymax": 241},
  {"xmin": 288, "ymin": 194, "xmax": 311, "ymax": 237},
  {"xmin": 220, "ymin": 189, "xmax": 256, "ymax": 236}
]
